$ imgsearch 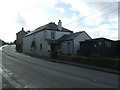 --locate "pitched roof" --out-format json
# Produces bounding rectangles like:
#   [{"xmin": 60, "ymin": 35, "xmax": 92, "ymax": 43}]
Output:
[
  {"xmin": 59, "ymin": 31, "xmax": 84, "ymax": 41},
  {"xmin": 25, "ymin": 22, "xmax": 73, "ymax": 36},
  {"xmin": 80, "ymin": 37, "xmax": 114, "ymax": 43},
  {"xmin": 17, "ymin": 29, "xmax": 27, "ymax": 35},
  {"xmin": 89, "ymin": 37, "xmax": 113, "ymax": 41}
]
